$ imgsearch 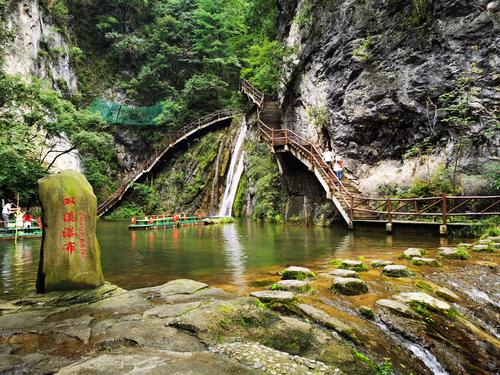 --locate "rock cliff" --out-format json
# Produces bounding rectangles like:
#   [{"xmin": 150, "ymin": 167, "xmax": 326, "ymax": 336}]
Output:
[{"xmin": 278, "ymin": 0, "xmax": 499, "ymax": 195}]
